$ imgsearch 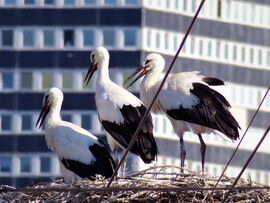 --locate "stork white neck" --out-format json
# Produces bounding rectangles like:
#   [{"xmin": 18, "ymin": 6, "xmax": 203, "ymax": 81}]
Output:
[
  {"xmin": 96, "ymin": 59, "xmax": 111, "ymax": 86},
  {"xmin": 141, "ymin": 70, "xmax": 158, "ymax": 91},
  {"xmin": 45, "ymin": 103, "xmax": 62, "ymax": 127},
  {"xmin": 142, "ymin": 65, "xmax": 164, "ymax": 92}
]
